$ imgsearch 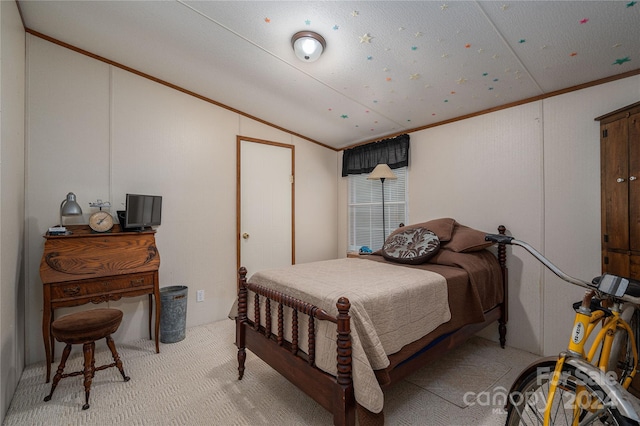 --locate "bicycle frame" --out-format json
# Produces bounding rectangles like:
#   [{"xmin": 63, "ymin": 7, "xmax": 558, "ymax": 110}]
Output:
[
  {"xmin": 544, "ymin": 291, "xmax": 639, "ymax": 425},
  {"xmin": 567, "ymin": 291, "xmax": 639, "ymax": 381}
]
